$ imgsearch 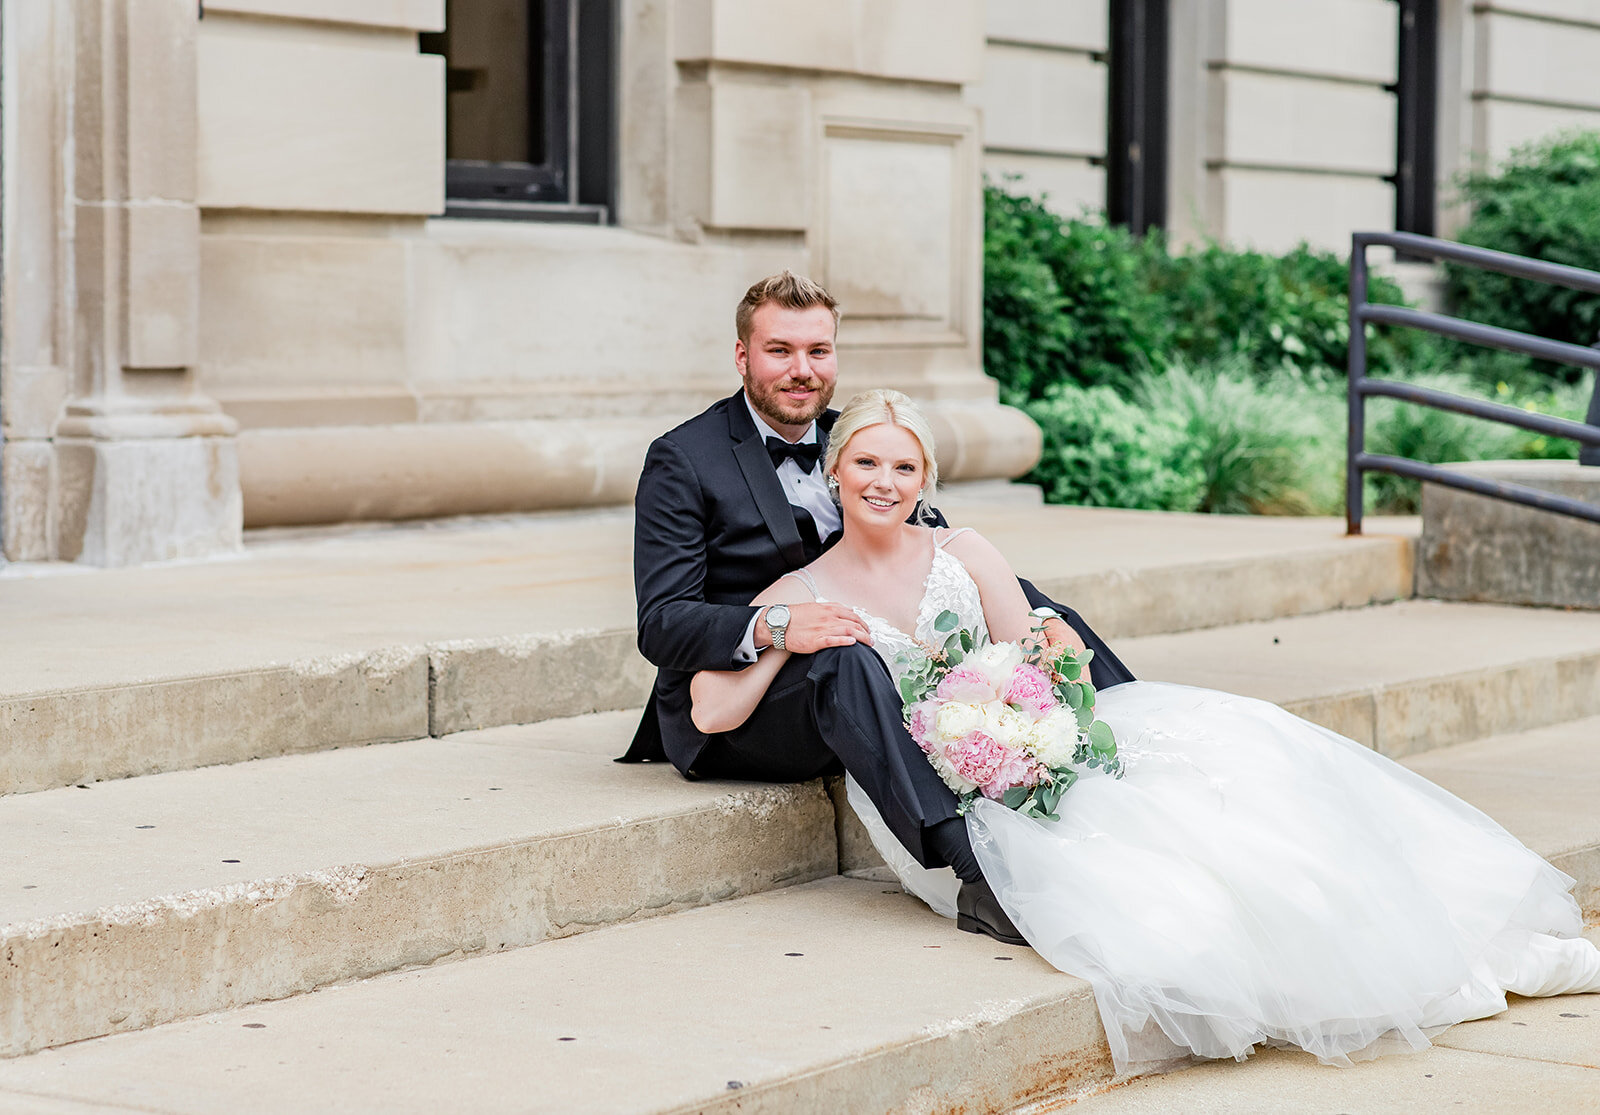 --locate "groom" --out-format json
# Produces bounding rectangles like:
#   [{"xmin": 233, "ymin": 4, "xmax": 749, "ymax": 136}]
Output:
[{"xmin": 620, "ymin": 271, "xmax": 1135, "ymax": 943}]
